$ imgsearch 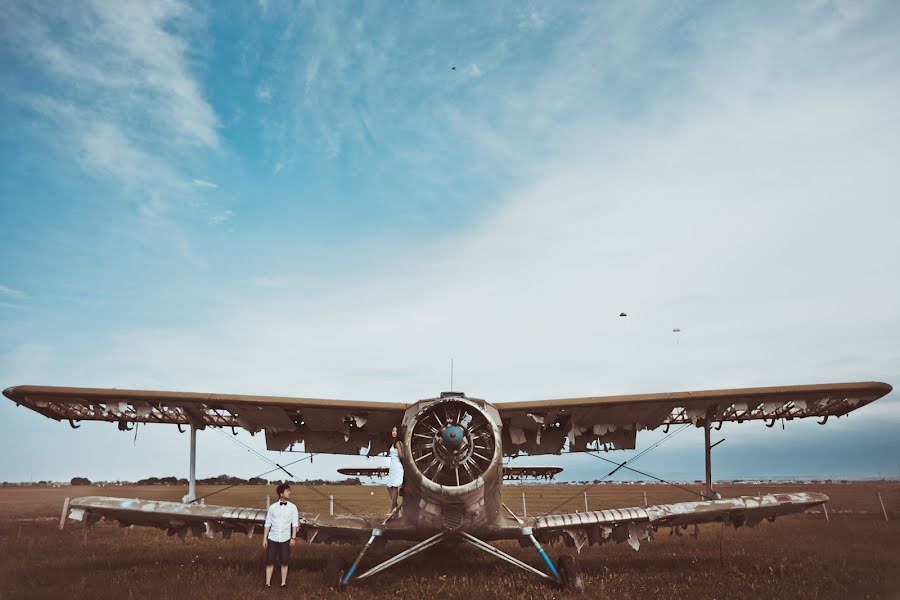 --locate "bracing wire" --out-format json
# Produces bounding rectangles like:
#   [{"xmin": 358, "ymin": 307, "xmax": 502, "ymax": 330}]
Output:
[
  {"xmin": 585, "ymin": 451, "xmax": 711, "ymax": 500},
  {"xmin": 537, "ymin": 423, "xmax": 693, "ymax": 518},
  {"xmin": 212, "ymin": 426, "xmax": 296, "ymax": 479},
  {"xmin": 190, "ymin": 433, "xmax": 374, "ymax": 524}
]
